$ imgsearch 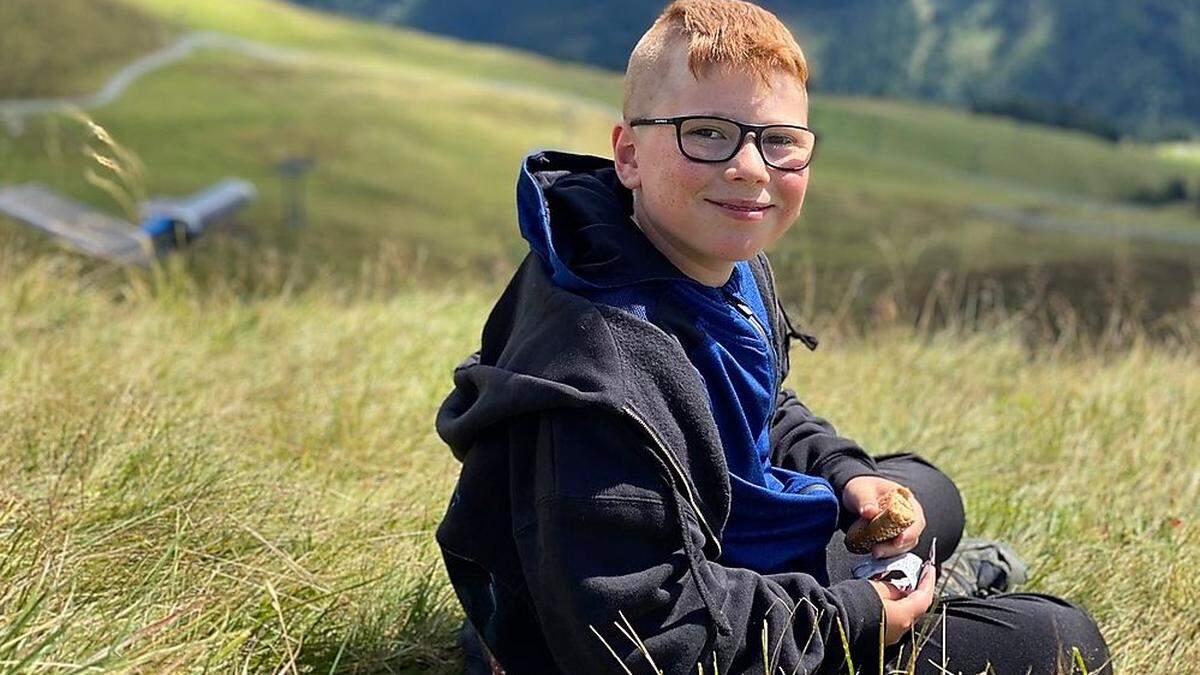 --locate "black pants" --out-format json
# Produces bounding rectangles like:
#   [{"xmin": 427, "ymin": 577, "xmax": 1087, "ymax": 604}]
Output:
[
  {"xmin": 828, "ymin": 453, "xmax": 1112, "ymax": 675},
  {"xmin": 463, "ymin": 455, "xmax": 1113, "ymax": 674}
]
